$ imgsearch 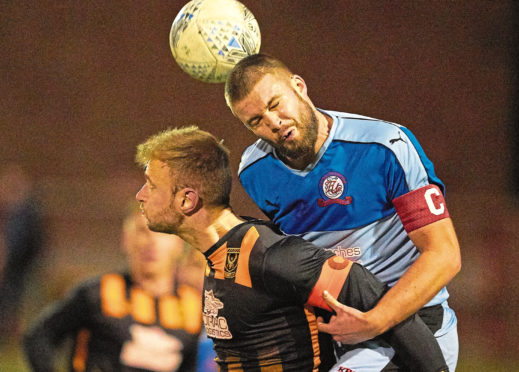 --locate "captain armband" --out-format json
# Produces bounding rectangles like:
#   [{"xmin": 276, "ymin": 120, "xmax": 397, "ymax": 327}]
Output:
[{"xmin": 392, "ymin": 184, "xmax": 450, "ymax": 233}]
